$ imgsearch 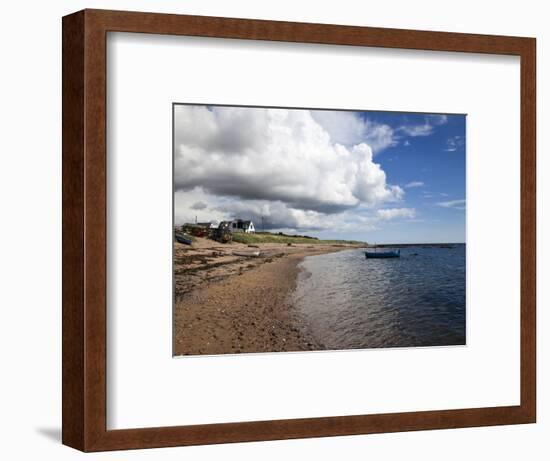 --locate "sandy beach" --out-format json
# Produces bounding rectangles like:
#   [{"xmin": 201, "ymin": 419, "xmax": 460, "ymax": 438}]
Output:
[{"xmin": 173, "ymin": 237, "xmax": 361, "ymax": 356}]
